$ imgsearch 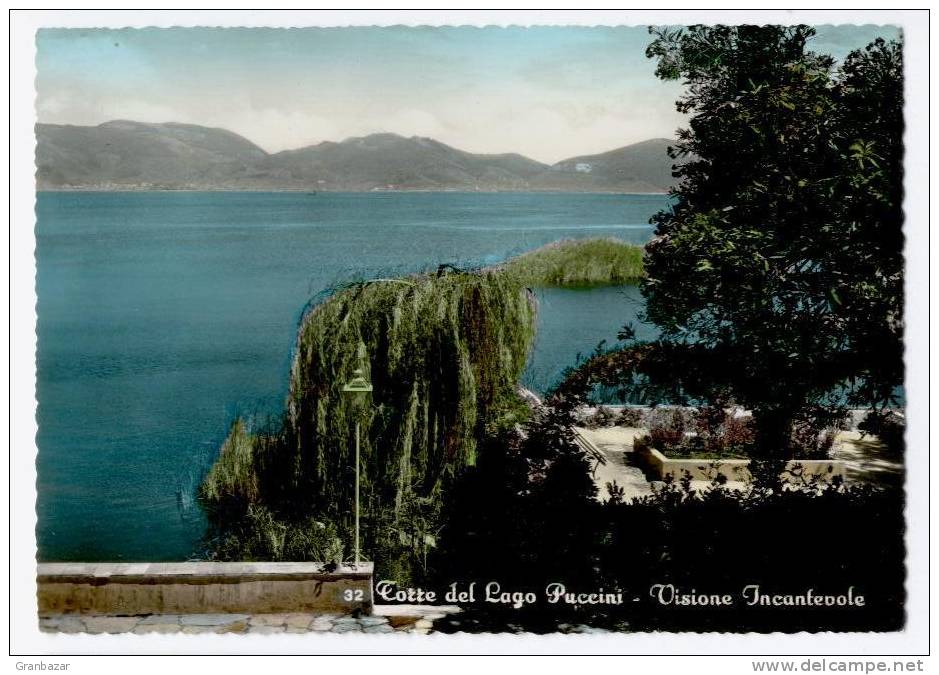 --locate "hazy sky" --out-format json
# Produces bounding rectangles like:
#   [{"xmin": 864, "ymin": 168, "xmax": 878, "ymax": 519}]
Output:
[{"xmin": 36, "ymin": 25, "xmax": 900, "ymax": 163}]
